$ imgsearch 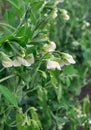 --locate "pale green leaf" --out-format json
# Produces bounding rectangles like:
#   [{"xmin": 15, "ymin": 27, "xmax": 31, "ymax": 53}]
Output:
[{"xmin": 0, "ymin": 84, "xmax": 18, "ymax": 107}]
